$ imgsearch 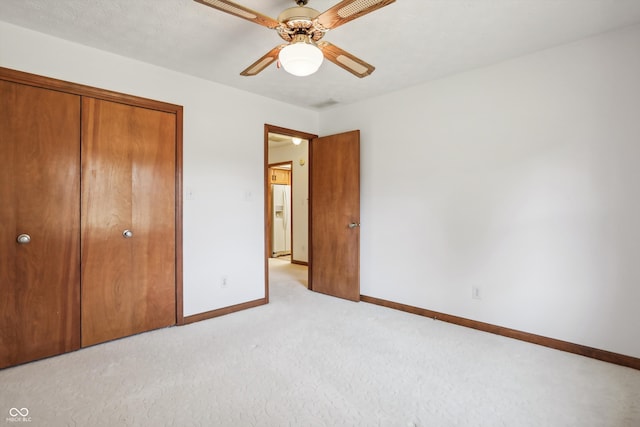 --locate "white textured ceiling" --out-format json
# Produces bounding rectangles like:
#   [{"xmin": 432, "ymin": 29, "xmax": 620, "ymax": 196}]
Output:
[{"xmin": 2, "ymin": 0, "xmax": 640, "ymax": 110}]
